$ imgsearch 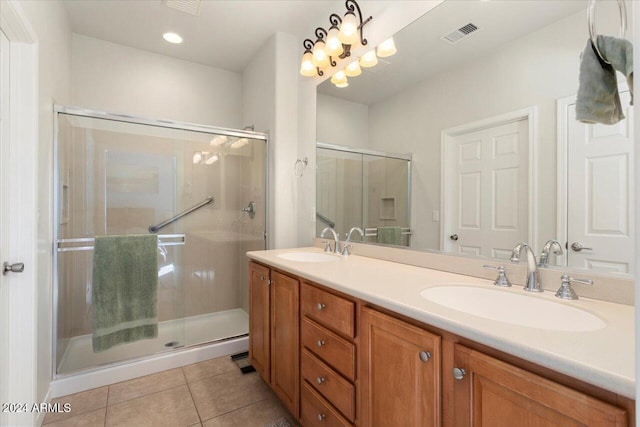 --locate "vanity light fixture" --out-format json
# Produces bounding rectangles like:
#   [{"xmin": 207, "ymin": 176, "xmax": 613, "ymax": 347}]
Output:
[
  {"xmin": 204, "ymin": 153, "xmax": 219, "ymax": 165},
  {"xmin": 331, "ymin": 70, "xmax": 348, "ymax": 86},
  {"xmin": 344, "ymin": 60, "xmax": 362, "ymax": 77},
  {"xmin": 376, "ymin": 37, "xmax": 397, "ymax": 57},
  {"xmin": 359, "ymin": 49, "xmax": 378, "ymax": 67},
  {"xmin": 163, "ymin": 32, "xmax": 183, "ymax": 44},
  {"xmin": 299, "ymin": 0, "xmax": 372, "ymax": 77}
]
